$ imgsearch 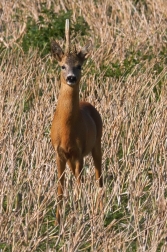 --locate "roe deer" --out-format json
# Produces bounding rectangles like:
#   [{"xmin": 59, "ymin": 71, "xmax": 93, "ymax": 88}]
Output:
[{"xmin": 51, "ymin": 19, "xmax": 103, "ymax": 224}]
